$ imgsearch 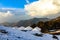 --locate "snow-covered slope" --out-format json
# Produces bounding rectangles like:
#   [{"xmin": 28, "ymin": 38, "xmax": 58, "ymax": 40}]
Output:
[
  {"xmin": 0, "ymin": 26, "xmax": 41, "ymax": 40},
  {"xmin": 0, "ymin": 26, "xmax": 60, "ymax": 40}
]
